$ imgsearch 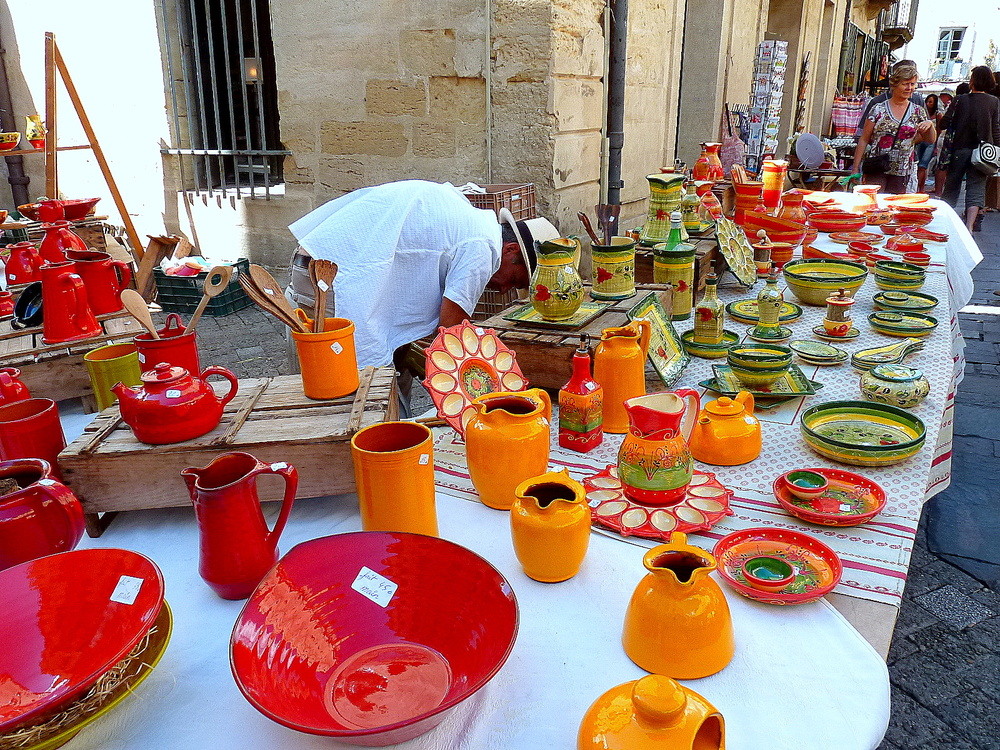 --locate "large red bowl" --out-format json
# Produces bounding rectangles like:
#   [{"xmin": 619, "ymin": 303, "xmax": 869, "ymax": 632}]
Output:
[
  {"xmin": 0, "ymin": 548, "xmax": 165, "ymax": 731},
  {"xmin": 58, "ymin": 197, "xmax": 101, "ymax": 221},
  {"xmin": 231, "ymin": 532, "xmax": 519, "ymax": 746},
  {"xmin": 742, "ymin": 211, "xmax": 808, "ymax": 247},
  {"xmin": 807, "ymin": 211, "xmax": 867, "ymax": 233}
]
